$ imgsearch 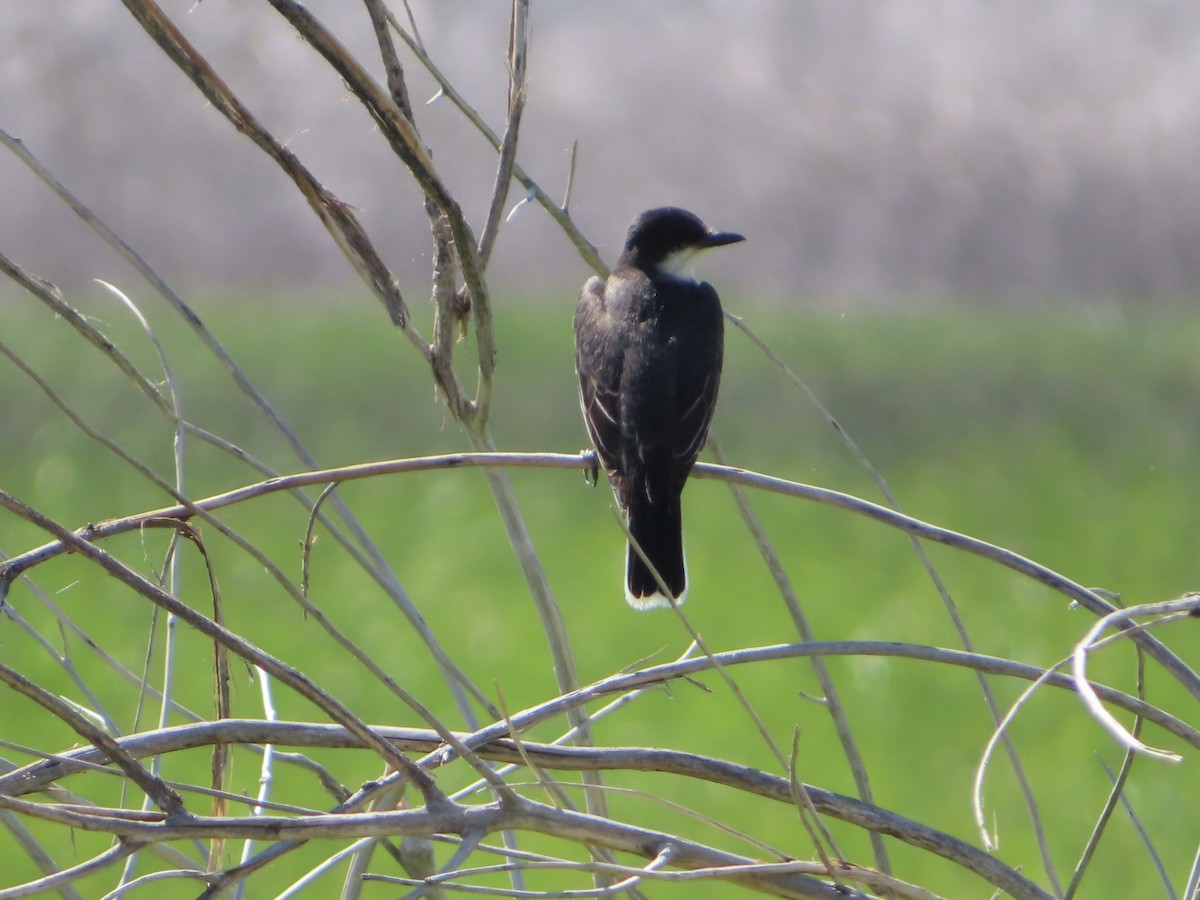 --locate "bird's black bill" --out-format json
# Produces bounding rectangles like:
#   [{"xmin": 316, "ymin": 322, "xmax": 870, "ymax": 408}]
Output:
[{"xmin": 702, "ymin": 230, "xmax": 745, "ymax": 249}]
